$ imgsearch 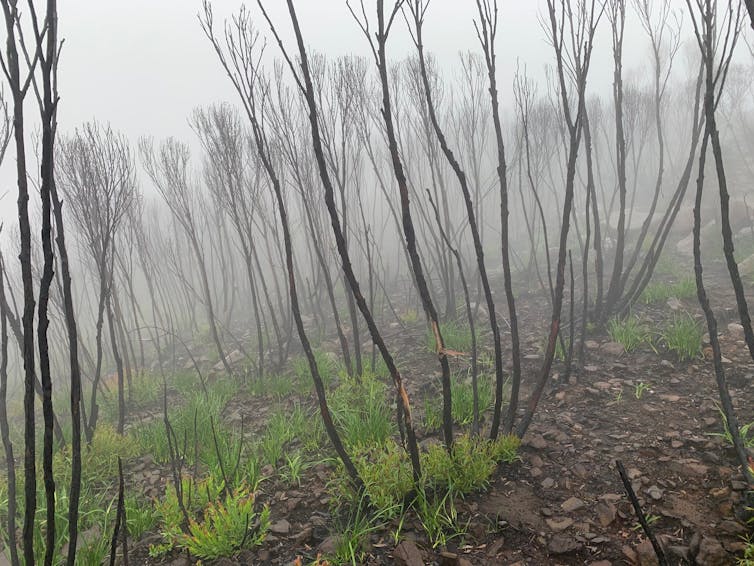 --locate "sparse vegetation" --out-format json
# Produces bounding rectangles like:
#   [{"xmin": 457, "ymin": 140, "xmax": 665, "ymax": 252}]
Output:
[
  {"xmin": 413, "ymin": 486, "xmax": 468, "ymax": 549},
  {"xmin": 711, "ymin": 405, "xmax": 754, "ymax": 450},
  {"xmin": 328, "ymin": 492, "xmax": 396, "ymax": 565},
  {"xmin": 634, "ymin": 382, "xmax": 650, "ymax": 400},
  {"xmin": 179, "ymin": 484, "xmax": 270, "ymax": 559},
  {"xmin": 608, "ymin": 315, "xmax": 651, "ymax": 352},
  {"xmin": 660, "ymin": 313, "xmax": 704, "ymax": 361},
  {"xmin": 423, "ymin": 372, "xmax": 495, "ymax": 430},
  {"xmin": 1, "ymin": 1, "xmax": 752, "ymax": 564},
  {"xmin": 641, "ymin": 277, "xmax": 696, "ymax": 304},
  {"xmin": 739, "ymin": 539, "xmax": 754, "ymax": 566},
  {"xmin": 330, "ymin": 373, "xmax": 396, "ymax": 449},
  {"xmin": 426, "ymin": 321, "xmax": 473, "ymax": 353}
]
